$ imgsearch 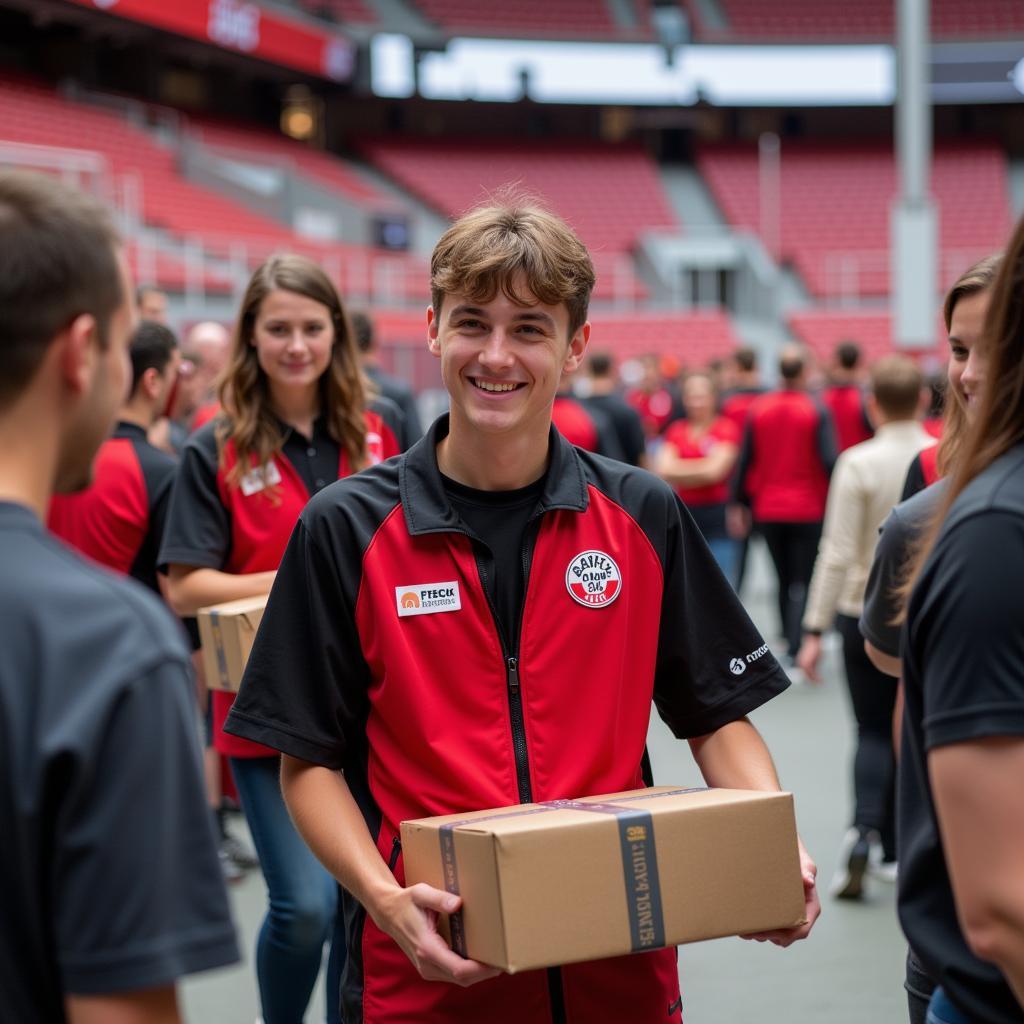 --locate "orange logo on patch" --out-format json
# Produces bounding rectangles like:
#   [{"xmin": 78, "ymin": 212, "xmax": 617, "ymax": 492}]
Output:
[{"xmin": 400, "ymin": 592, "xmax": 420, "ymax": 609}]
